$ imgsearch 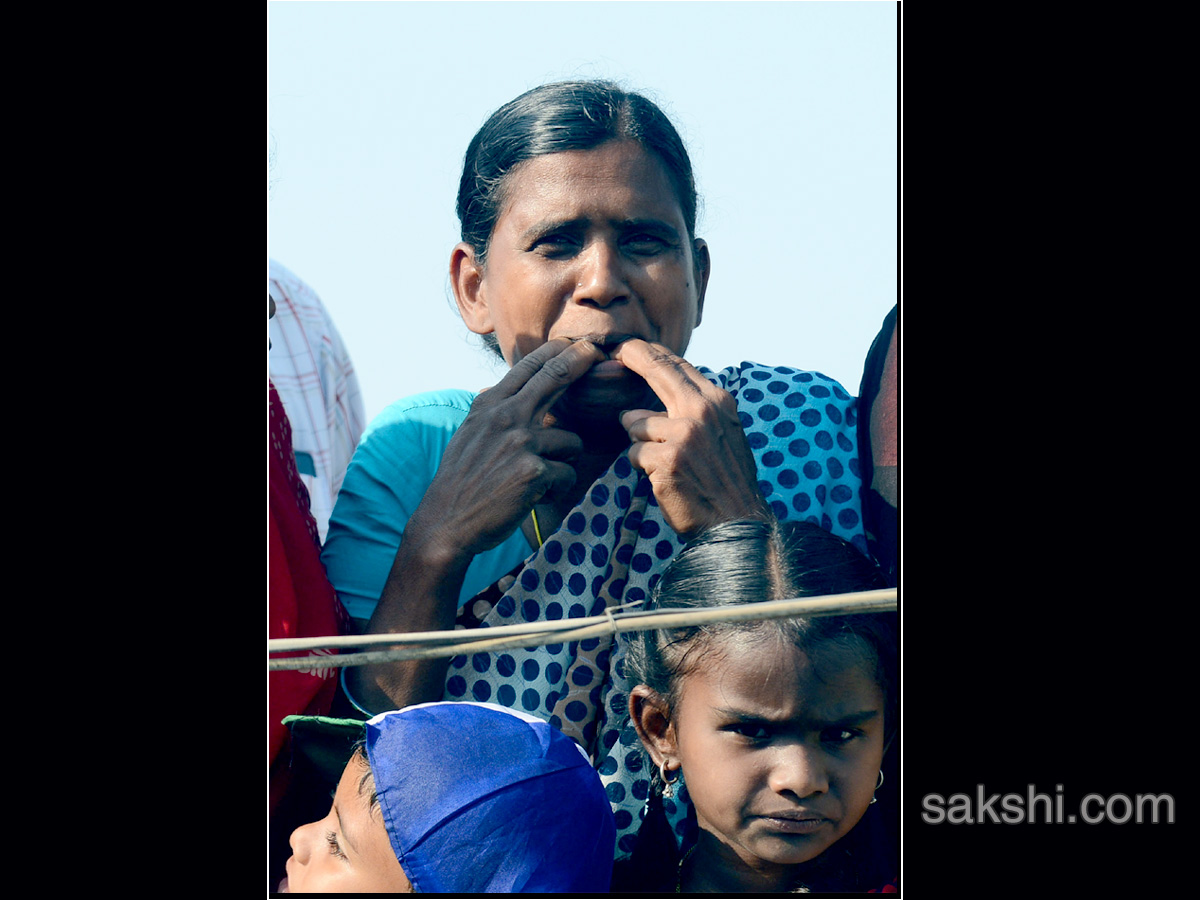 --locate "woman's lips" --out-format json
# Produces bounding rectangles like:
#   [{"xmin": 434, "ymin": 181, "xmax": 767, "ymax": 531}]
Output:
[
  {"xmin": 568, "ymin": 333, "xmax": 641, "ymax": 355},
  {"xmin": 585, "ymin": 357, "xmax": 628, "ymax": 377},
  {"xmin": 566, "ymin": 334, "xmax": 642, "ymax": 378}
]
